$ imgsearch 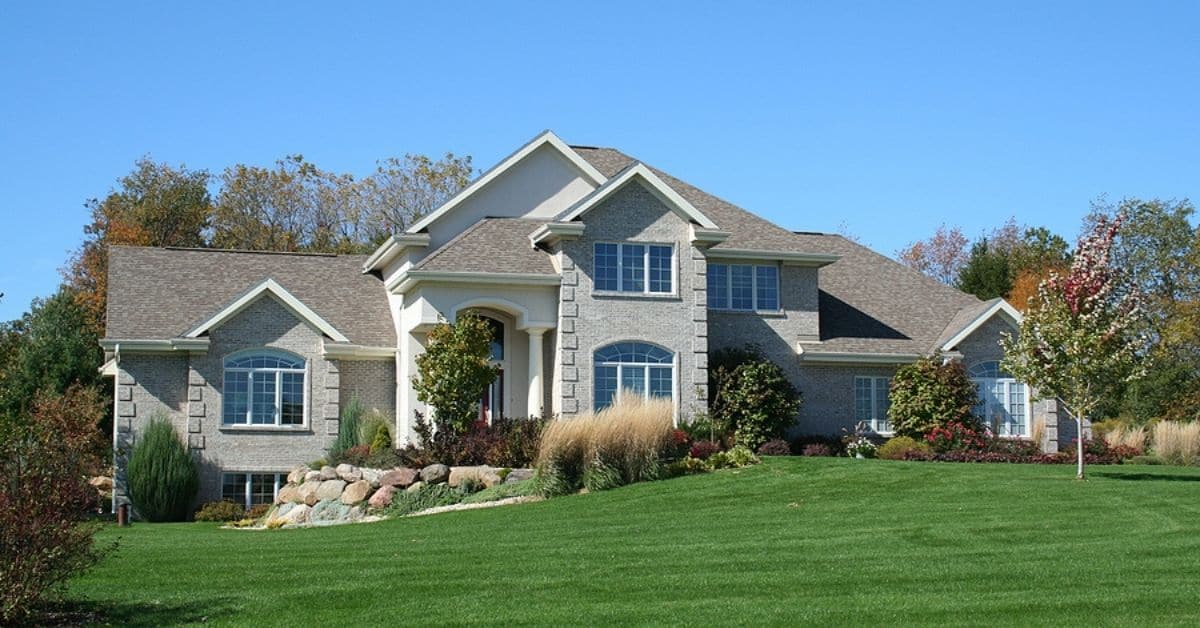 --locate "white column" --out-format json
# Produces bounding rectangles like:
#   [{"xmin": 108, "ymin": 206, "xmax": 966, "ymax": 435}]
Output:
[{"xmin": 527, "ymin": 328, "xmax": 548, "ymax": 418}]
